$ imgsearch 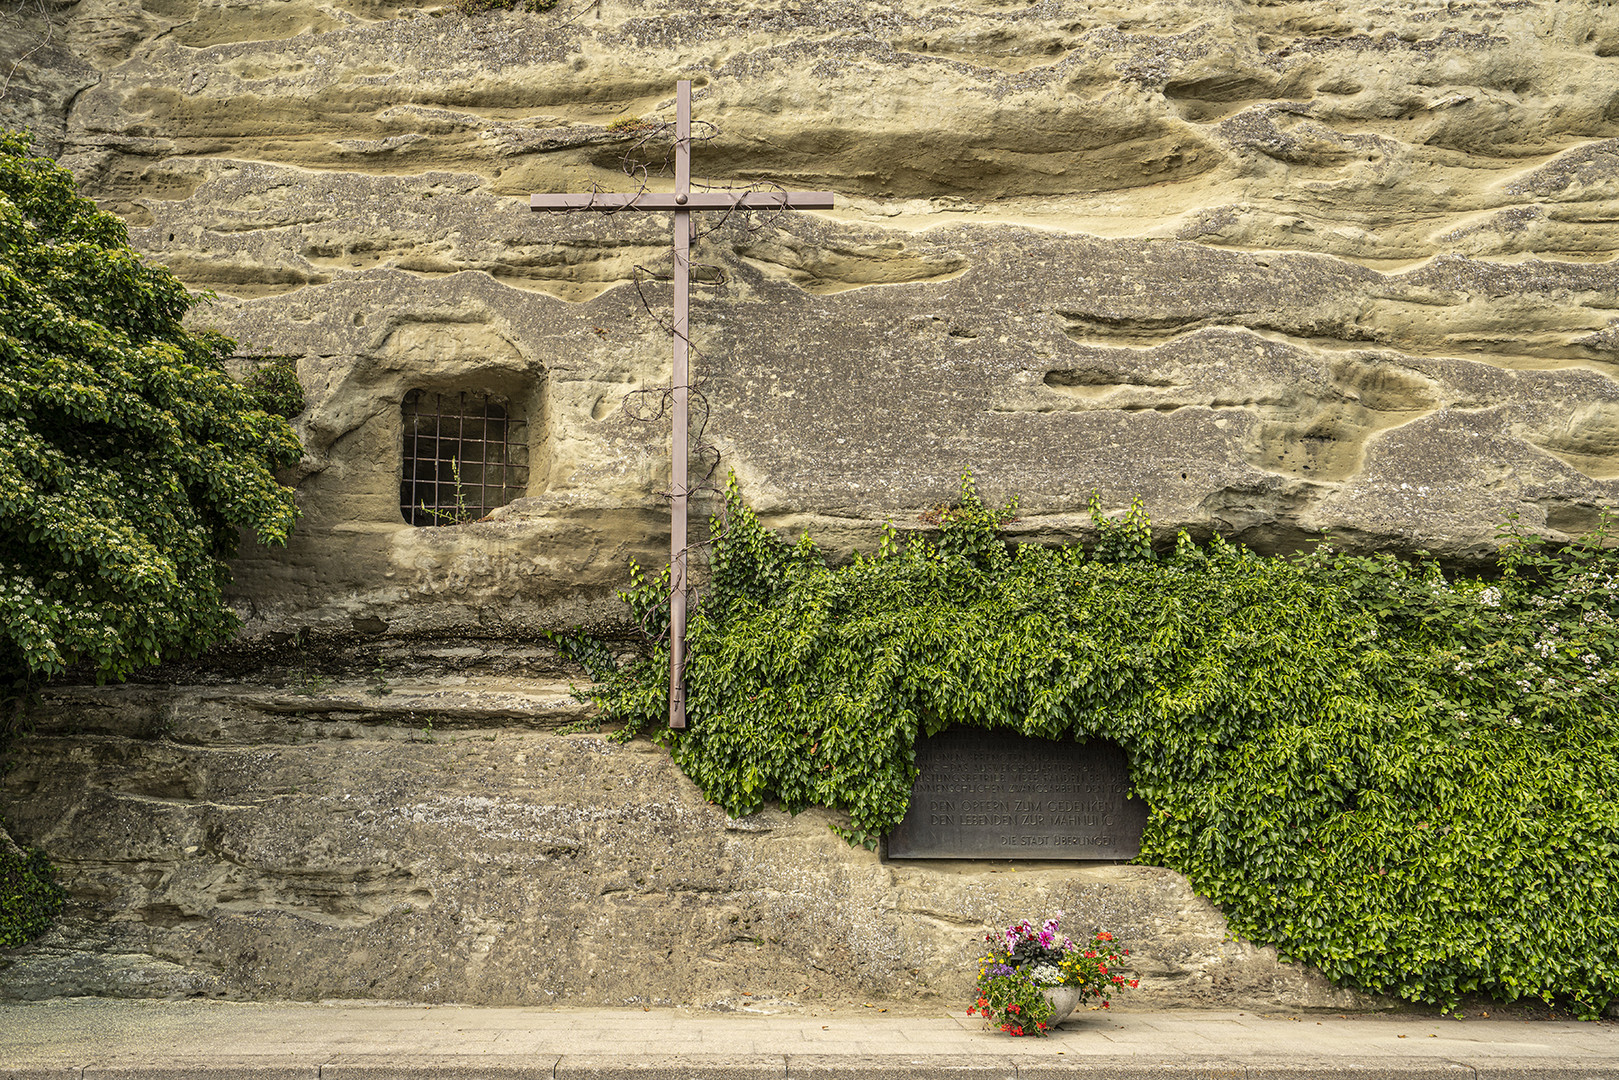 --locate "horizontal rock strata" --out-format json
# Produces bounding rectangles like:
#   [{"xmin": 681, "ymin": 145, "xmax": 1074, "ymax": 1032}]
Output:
[
  {"xmin": 0, "ymin": 673, "xmax": 1372, "ymax": 1012},
  {"xmin": 0, "ymin": 0, "xmax": 1612, "ymax": 628}
]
